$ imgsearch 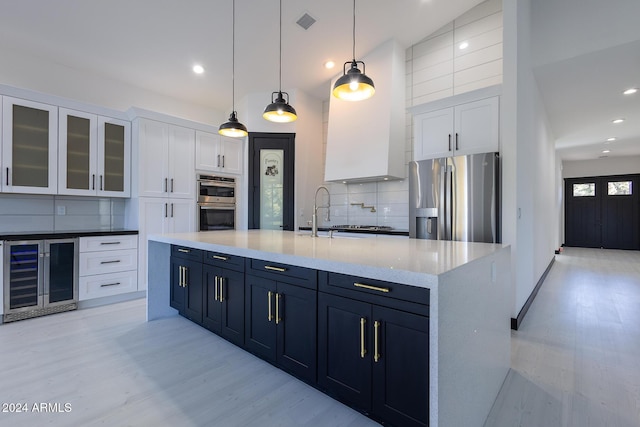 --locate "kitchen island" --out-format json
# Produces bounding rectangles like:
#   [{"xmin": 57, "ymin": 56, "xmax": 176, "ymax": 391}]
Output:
[{"xmin": 146, "ymin": 230, "xmax": 511, "ymax": 427}]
